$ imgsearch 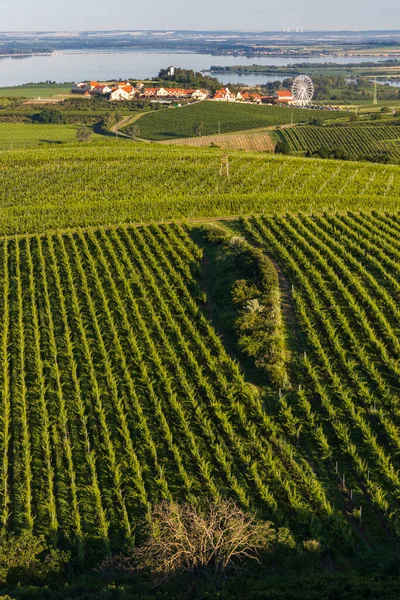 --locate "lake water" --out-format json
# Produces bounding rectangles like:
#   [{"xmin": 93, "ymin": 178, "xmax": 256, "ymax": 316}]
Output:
[{"xmin": 0, "ymin": 50, "xmax": 397, "ymax": 88}]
